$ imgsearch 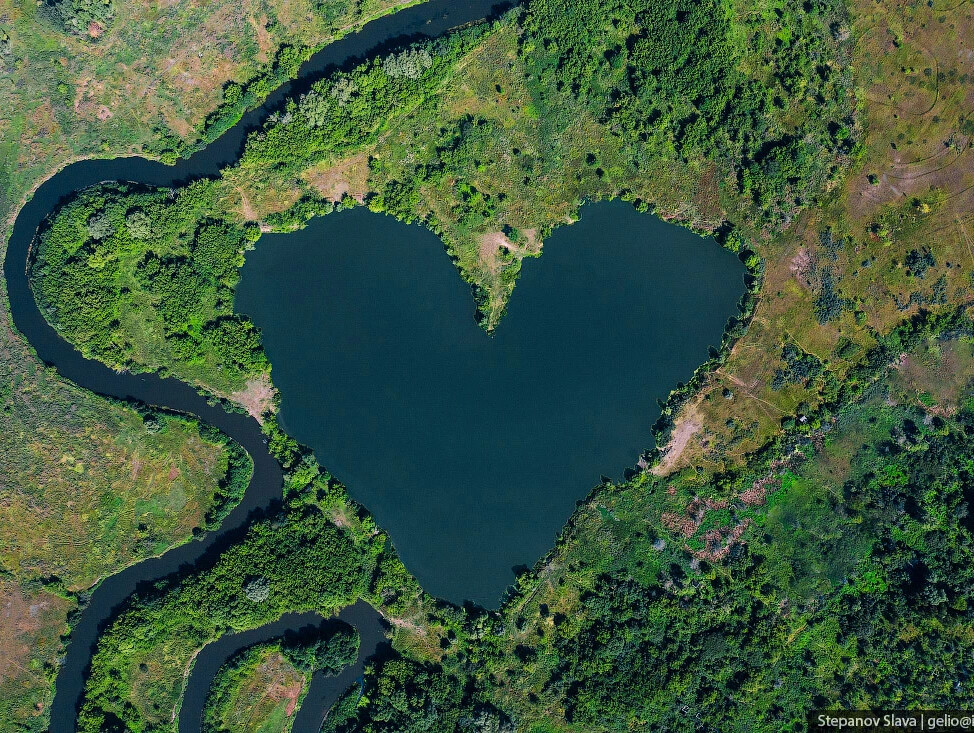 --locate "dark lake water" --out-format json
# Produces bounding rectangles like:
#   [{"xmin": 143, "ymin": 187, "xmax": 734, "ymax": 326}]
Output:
[{"xmin": 236, "ymin": 200, "xmax": 745, "ymax": 606}]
